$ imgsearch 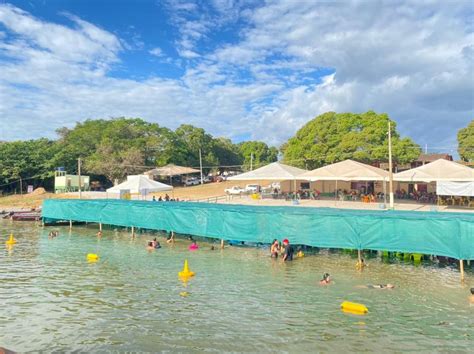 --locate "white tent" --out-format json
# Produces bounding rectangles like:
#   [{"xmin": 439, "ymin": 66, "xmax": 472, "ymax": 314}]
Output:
[
  {"xmin": 394, "ymin": 159, "xmax": 474, "ymax": 182},
  {"xmin": 227, "ymin": 162, "xmax": 307, "ymax": 180},
  {"xmin": 437, "ymin": 182, "xmax": 474, "ymax": 197},
  {"xmin": 107, "ymin": 175, "xmax": 173, "ymax": 194},
  {"xmin": 300, "ymin": 159, "xmax": 389, "ymax": 181}
]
